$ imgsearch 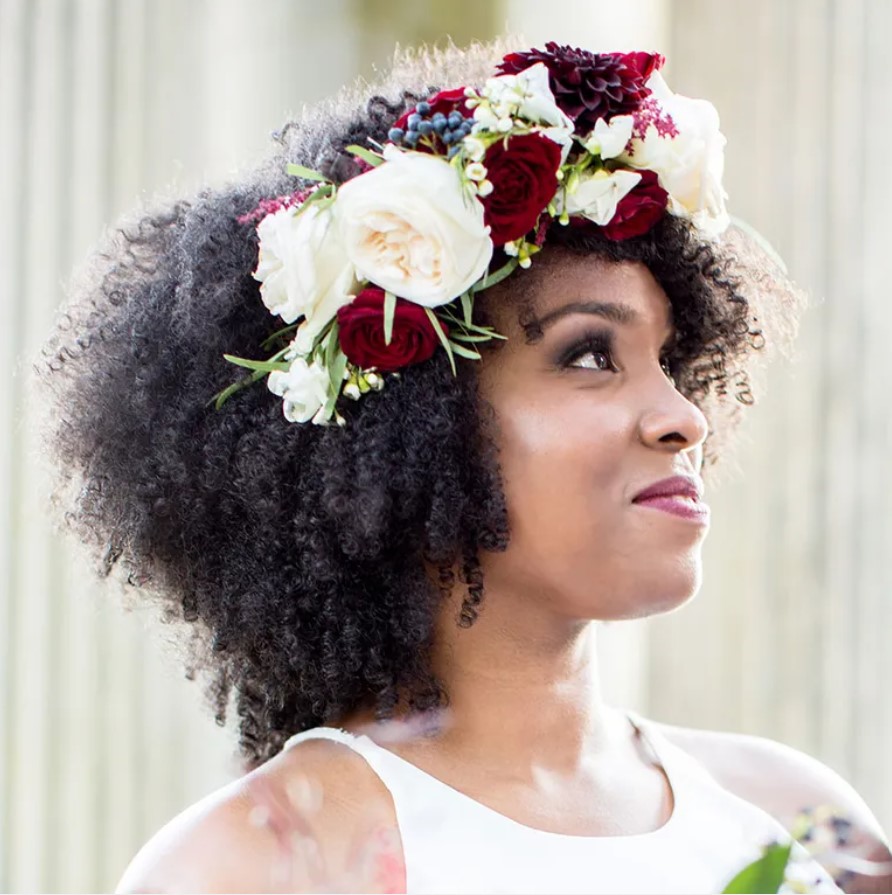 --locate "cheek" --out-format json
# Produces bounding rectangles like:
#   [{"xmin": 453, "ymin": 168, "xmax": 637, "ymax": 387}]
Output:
[{"xmin": 492, "ymin": 385, "xmax": 632, "ymax": 540}]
